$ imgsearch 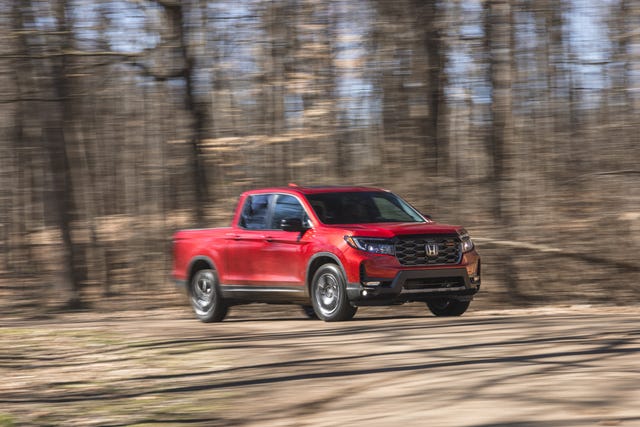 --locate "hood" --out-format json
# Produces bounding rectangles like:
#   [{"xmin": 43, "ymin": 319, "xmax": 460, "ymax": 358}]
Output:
[{"xmin": 331, "ymin": 221, "xmax": 462, "ymax": 239}]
